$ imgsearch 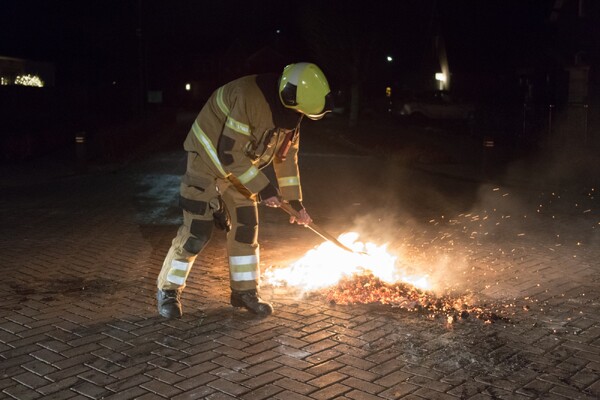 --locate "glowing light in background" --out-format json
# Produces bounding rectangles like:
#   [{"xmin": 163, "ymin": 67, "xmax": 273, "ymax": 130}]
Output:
[
  {"xmin": 1, "ymin": 77, "xmax": 9, "ymax": 85},
  {"xmin": 185, "ymin": 83, "xmax": 191, "ymax": 91},
  {"xmin": 14, "ymin": 74, "xmax": 44, "ymax": 87},
  {"xmin": 435, "ymin": 72, "xmax": 446, "ymax": 90}
]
